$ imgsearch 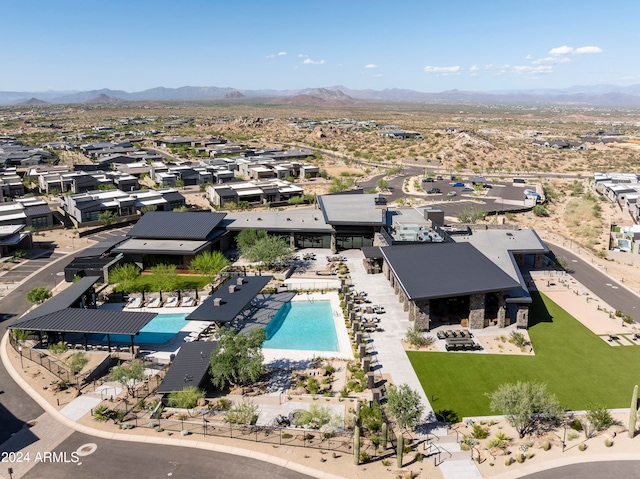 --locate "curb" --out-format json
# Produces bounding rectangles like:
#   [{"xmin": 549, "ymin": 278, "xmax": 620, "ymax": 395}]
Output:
[{"xmin": 0, "ymin": 331, "xmax": 345, "ymax": 479}]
